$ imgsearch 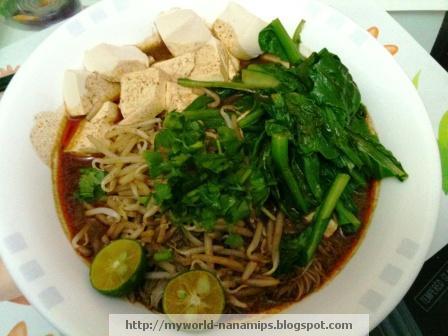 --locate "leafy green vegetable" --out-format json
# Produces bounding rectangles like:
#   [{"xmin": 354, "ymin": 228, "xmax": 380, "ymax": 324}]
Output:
[
  {"xmin": 138, "ymin": 18, "xmax": 408, "ymax": 274},
  {"xmin": 241, "ymin": 69, "xmax": 280, "ymax": 88},
  {"xmin": 143, "ymin": 111, "xmax": 268, "ymax": 230},
  {"xmin": 225, "ymin": 233, "xmax": 244, "ymax": 248},
  {"xmin": 292, "ymin": 20, "xmax": 306, "ymax": 46},
  {"xmin": 153, "ymin": 183, "xmax": 172, "ymax": 204},
  {"xmin": 351, "ymin": 133, "xmax": 408, "ymax": 181},
  {"xmin": 279, "ymin": 174, "xmax": 350, "ymax": 272},
  {"xmin": 178, "ymin": 69, "xmax": 280, "ymax": 91},
  {"xmin": 310, "ymin": 49, "xmax": 361, "ymax": 125},
  {"xmin": 259, "ymin": 18, "xmax": 302, "ymax": 64},
  {"xmin": 271, "ymin": 132, "xmax": 308, "ymax": 212},
  {"xmin": 439, "ymin": 111, "xmax": 448, "ymax": 194},
  {"xmin": 153, "ymin": 248, "xmax": 173, "ymax": 262},
  {"xmin": 336, "ymin": 201, "xmax": 361, "ymax": 234},
  {"xmin": 75, "ymin": 168, "xmax": 105, "ymax": 202}
]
